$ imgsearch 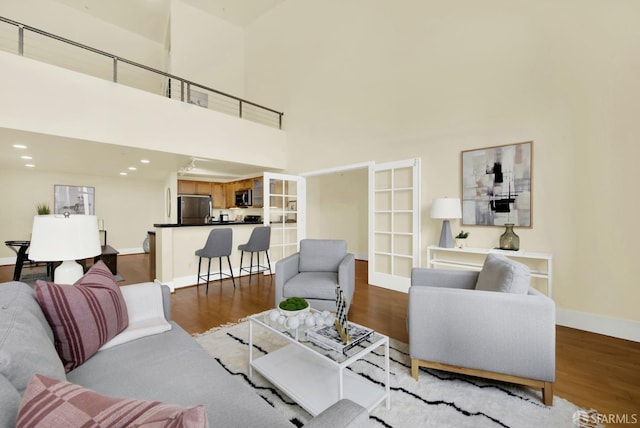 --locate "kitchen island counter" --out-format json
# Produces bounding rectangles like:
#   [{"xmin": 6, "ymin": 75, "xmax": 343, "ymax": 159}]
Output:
[
  {"xmin": 154, "ymin": 223, "xmax": 270, "ymax": 291},
  {"xmin": 154, "ymin": 221, "xmax": 262, "ymax": 227}
]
